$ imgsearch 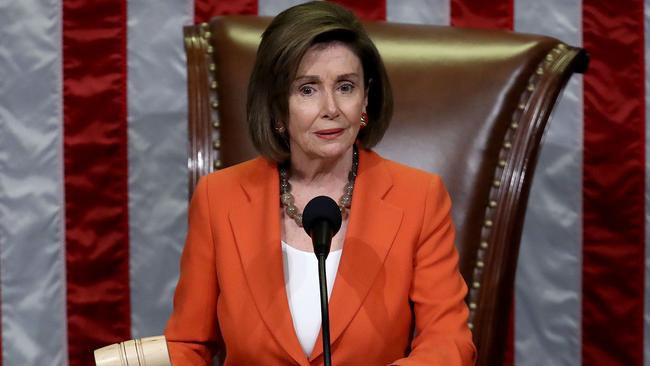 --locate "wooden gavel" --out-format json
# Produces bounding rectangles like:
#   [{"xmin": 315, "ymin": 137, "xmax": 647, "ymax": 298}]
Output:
[{"xmin": 94, "ymin": 335, "xmax": 171, "ymax": 366}]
